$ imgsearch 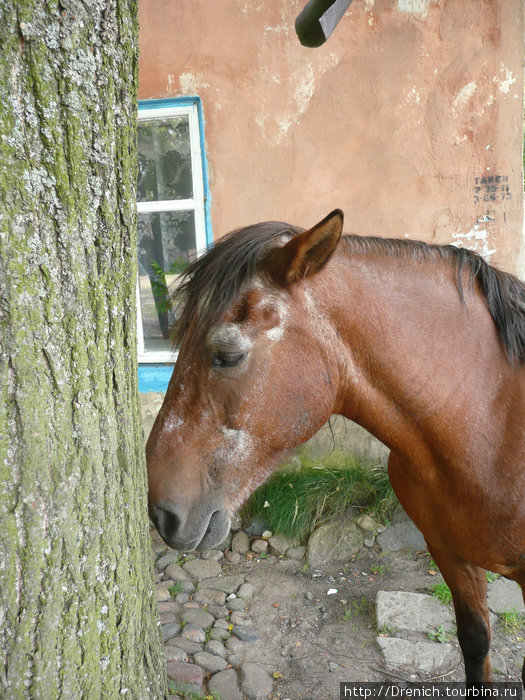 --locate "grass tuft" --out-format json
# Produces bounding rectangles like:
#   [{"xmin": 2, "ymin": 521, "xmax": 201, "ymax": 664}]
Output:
[
  {"xmin": 341, "ymin": 597, "xmax": 369, "ymax": 621},
  {"xmin": 168, "ymin": 583, "xmax": 183, "ymax": 597},
  {"xmin": 486, "ymin": 570, "xmax": 500, "ymax": 583},
  {"xmin": 428, "ymin": 625, "xmax": 451, "ymax": 644},
  {"xmin": 497, "ymin": 609, "xmax": 525, "ymax": 634},
  {"xmin": 241, "ymin": 449, "xmax": 398, "ymax": 543},
  {"xmin": 431, "ymin": 582, "xmax": 452, "ymax": 605}
]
